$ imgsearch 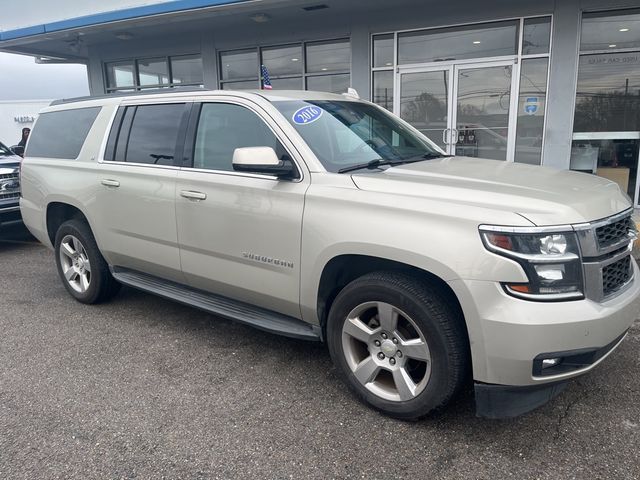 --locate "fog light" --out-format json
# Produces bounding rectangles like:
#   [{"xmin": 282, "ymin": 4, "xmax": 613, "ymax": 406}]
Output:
[
  {"xmin": 542, "ymin": 358, "xmax": 562, "ymax": 369},
  {"xmin": 534, "ymin": 264, "xmax": 565, "ymax": 281}
]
